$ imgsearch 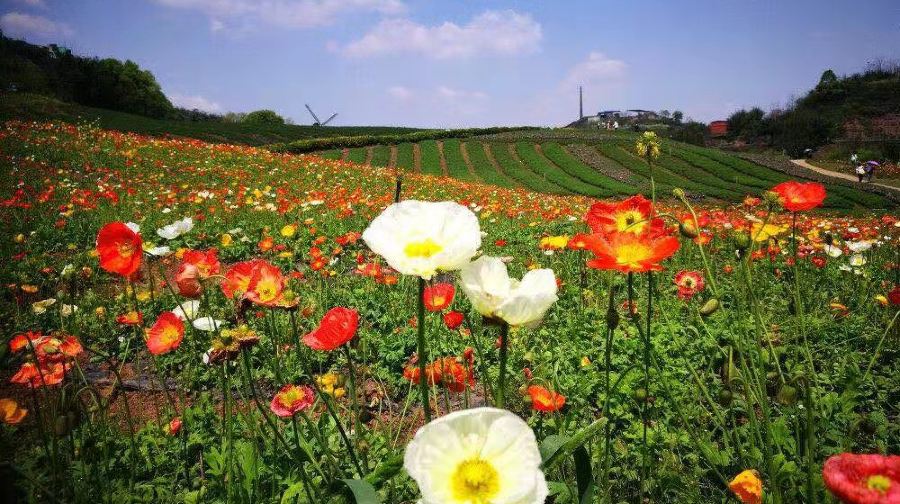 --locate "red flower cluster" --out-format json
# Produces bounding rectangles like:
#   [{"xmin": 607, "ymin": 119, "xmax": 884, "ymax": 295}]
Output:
[
  {"xmin": 583, "ymin": 195, "xmax": 680, "ymax": 273},
  {"xmin": 403, "ymin": 350, "xmax": 475, "ymax": 393},
  {"xmin": 8, "ymin": 331, "xmax": 82, "ymax": 388}
]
